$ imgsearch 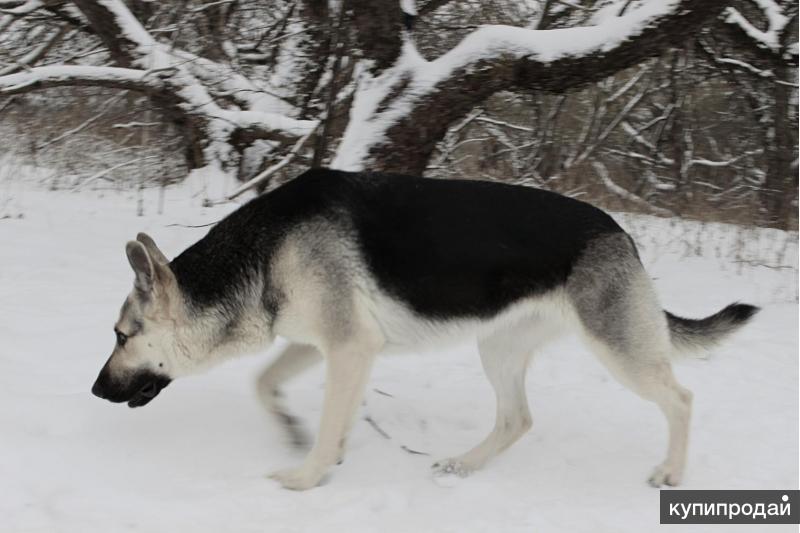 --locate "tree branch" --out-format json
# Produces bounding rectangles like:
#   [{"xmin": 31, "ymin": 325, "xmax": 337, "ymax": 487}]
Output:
[
  {"xmin": 57, "ymin": 0, "xmax": 317, "ymax": 173},
  {"xmin": 0, "ymin": 65, "xmax": 164, "ymax": 94},
  {"xmin": 0, "ymin": 0, "xmax": 42, "ymax": 16},
  {"xmin": 0, "ymin": 24, "xmax": 68, "ymax": 76},
  {"xmin": 336, "ymin": 0, "xmax": 730, "ymax": 173},
  {"xmin": 71, "ymin": 0, "xmax": 154, "ymax": 68},
  {"xmin": 227, "ymin": 126, "xmax": 317, "ymax": 199}
]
